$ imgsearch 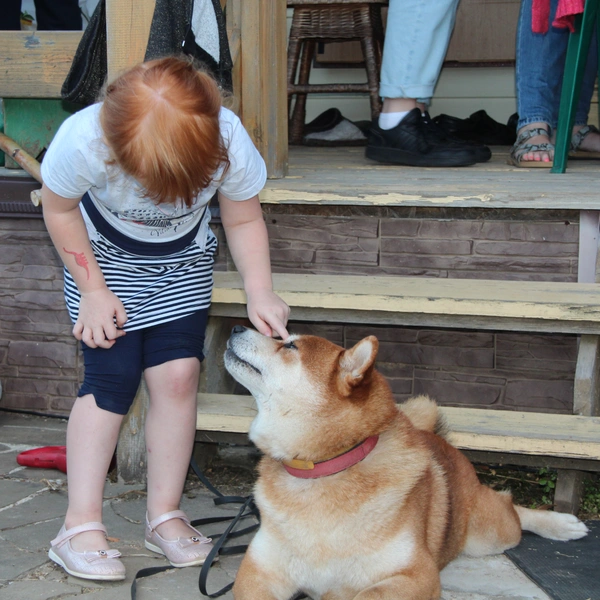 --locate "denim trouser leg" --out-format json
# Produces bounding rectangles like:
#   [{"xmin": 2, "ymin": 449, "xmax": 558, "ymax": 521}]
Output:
[
  {"xmin": 379, "ymin": 0, "xmax": 460, "ymax": 105},
  {"xmin": 516, "ymin": 0, "xmax": 597, "ymax": 130}
]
